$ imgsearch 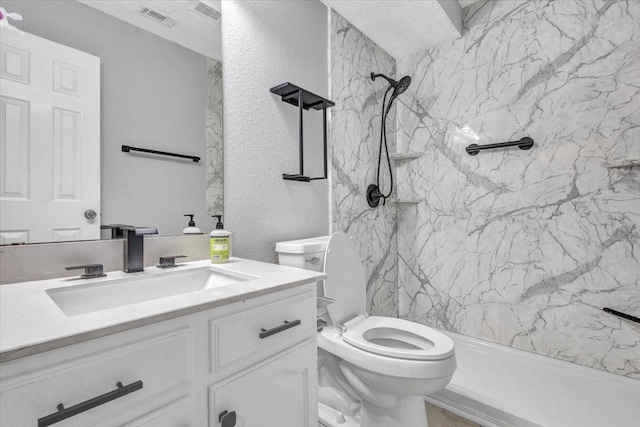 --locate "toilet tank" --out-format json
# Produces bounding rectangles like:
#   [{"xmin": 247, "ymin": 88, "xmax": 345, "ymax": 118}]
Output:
[{"xmin": 275, "ymin": 236, "xmax": 330, "ymax": 272}]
